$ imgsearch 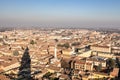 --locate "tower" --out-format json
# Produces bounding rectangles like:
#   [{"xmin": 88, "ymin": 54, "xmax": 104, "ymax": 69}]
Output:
[
  {"xmin": 71, "ymin": 46, "xmax": 76, "ymax": 55},
  {"xmin": 53, "ymin": 39, "xmax": 58, "ymax": 61},
  {"xmin": 54, "ymin": 44, "xmax": 57, "ymax": 60},
  {"xmin": 109, "ymin": 36, "xmax": 112, "ymax": 53}
]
